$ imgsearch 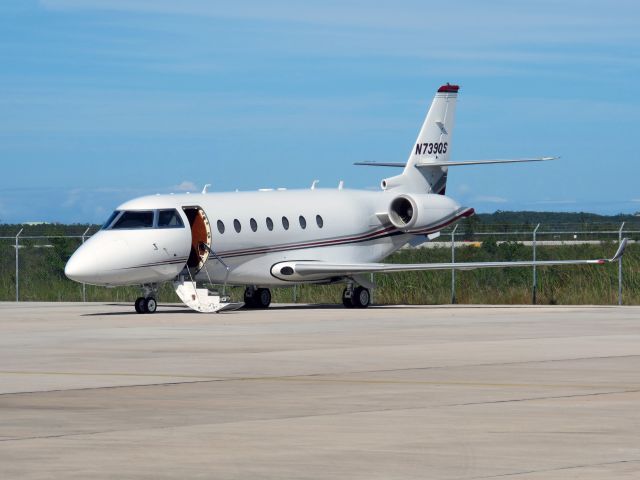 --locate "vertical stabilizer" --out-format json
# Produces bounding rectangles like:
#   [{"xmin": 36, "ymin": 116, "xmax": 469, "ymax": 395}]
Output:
[{"xmin": 382, "ymin": 84, "xmax": 459, "ymax": 194}]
